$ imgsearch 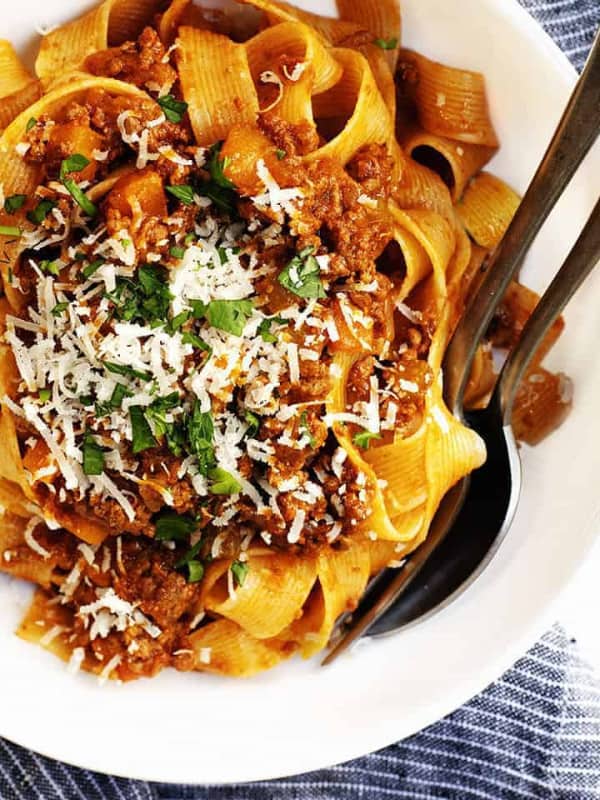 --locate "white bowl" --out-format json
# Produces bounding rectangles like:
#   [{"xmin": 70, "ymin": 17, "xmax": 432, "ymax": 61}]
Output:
[{"xmin": 1, "ymin": 0, "xmax": 599, "ymax": 784}]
